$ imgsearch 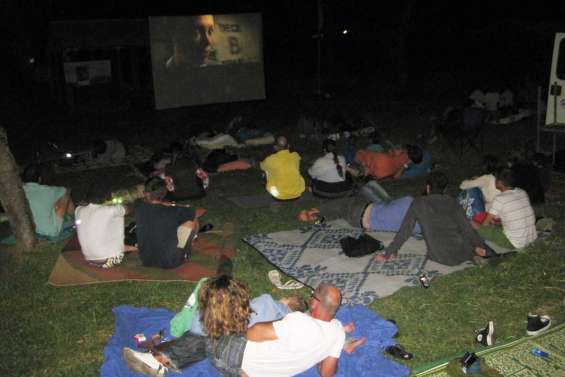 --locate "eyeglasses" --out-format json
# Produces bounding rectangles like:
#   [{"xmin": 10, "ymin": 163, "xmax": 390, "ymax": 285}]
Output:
[{"xmin": 310, "ymin": 292, "xmax": 320, "ymax": 302}]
